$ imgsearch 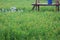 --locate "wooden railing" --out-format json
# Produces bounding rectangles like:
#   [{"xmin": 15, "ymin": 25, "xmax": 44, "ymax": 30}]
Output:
[{"xmin": 32, "ymin": 0, "xmax": 60, "ymax": 11}]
